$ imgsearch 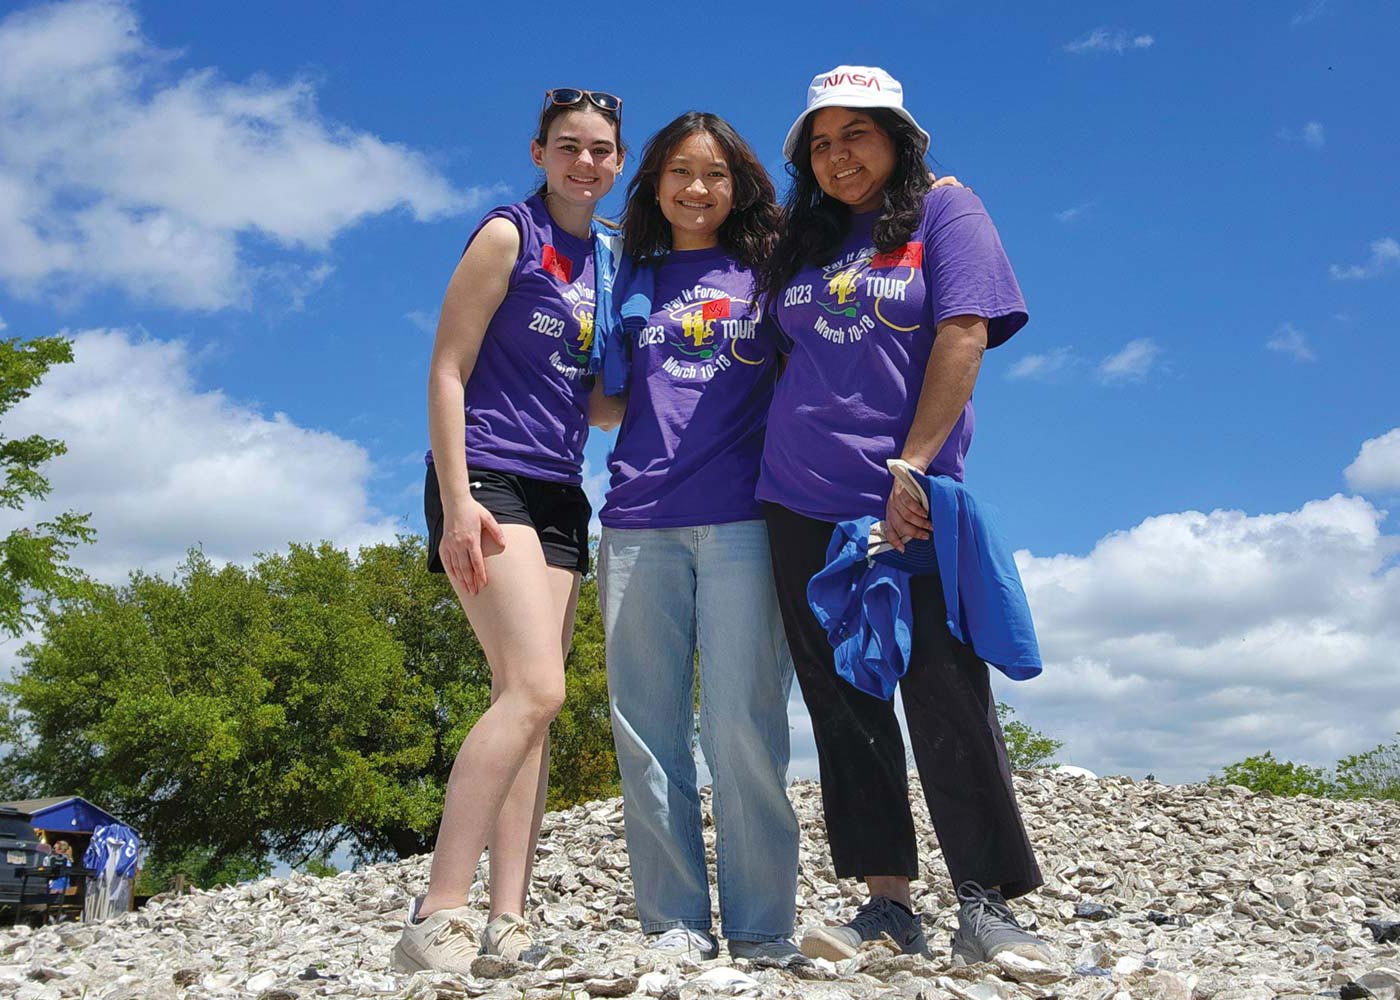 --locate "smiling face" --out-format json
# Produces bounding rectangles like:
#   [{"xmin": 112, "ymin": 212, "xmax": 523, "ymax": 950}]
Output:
[
  {"xmin": 655, "ymin": 131, "xmax": 733, "ymax": 251},
  {"xmin": 531, "ymin": 108, "xmax": 624, "ymax": 208},
  {"xmin": 807, "ymin": 106, "xmax": 897, "ymax": 214}
]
